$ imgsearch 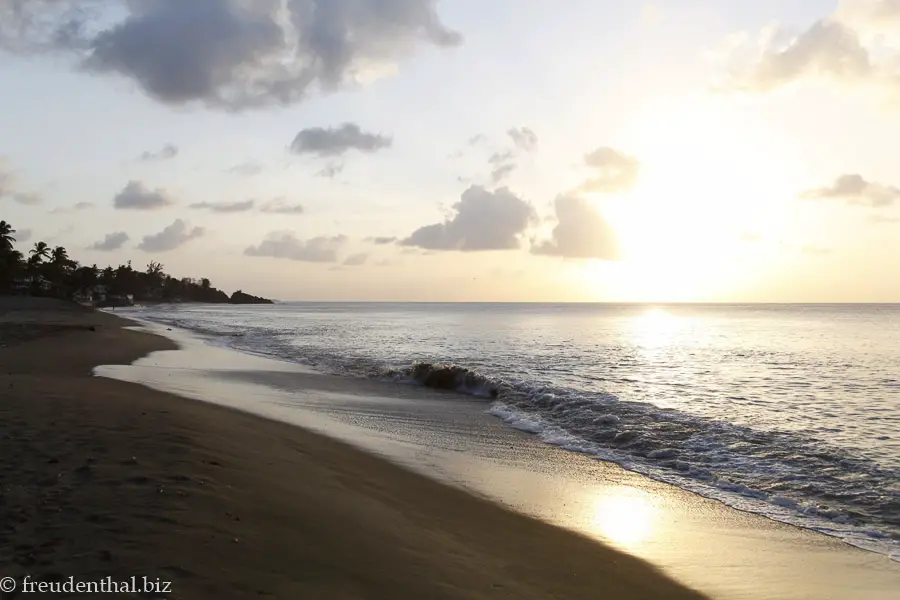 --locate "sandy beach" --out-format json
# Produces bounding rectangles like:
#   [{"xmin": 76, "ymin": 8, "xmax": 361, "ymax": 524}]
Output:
[{"xmin": 0, "ymin": 298, "xmax": 706, "ymax": 599}]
